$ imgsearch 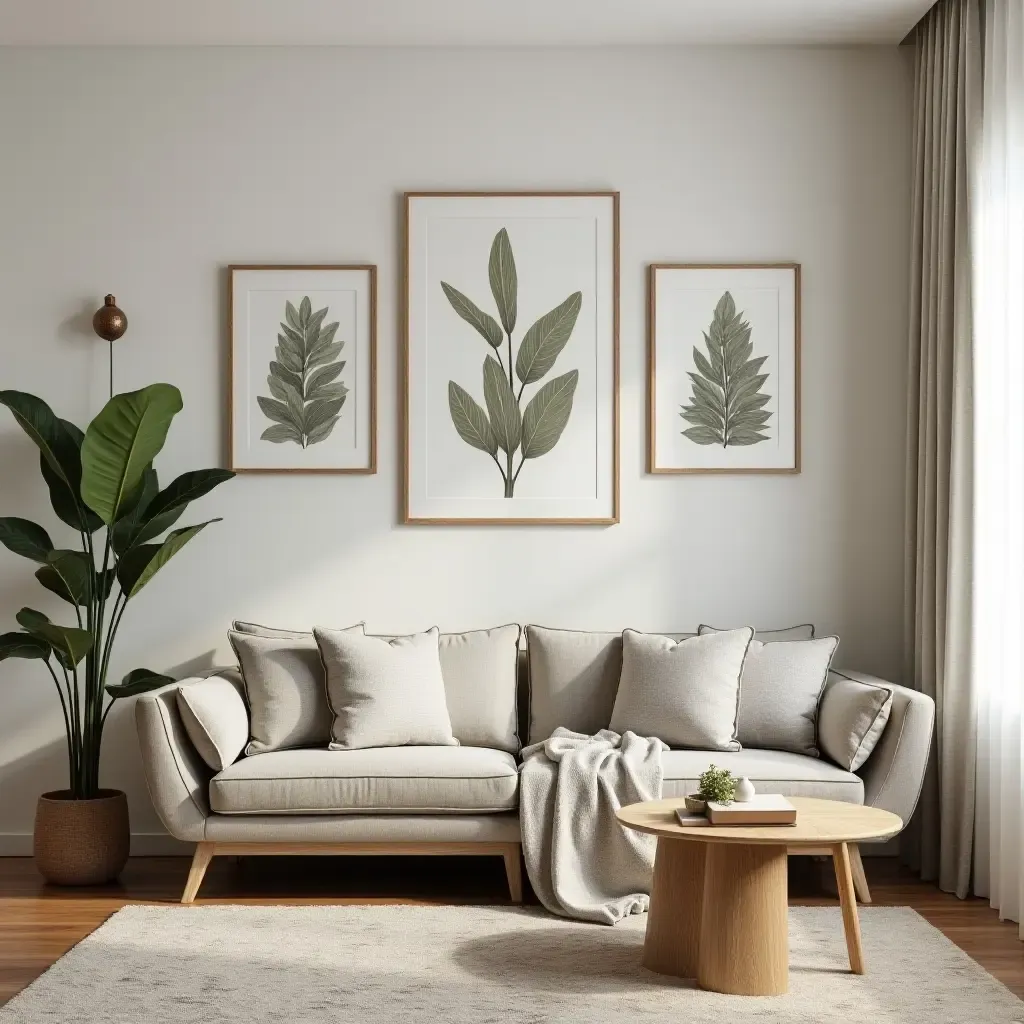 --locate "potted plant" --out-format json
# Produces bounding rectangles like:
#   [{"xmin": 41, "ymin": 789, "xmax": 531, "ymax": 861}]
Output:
[
  {"xmin": 0, "ymin": 385, "xmax": 233, "ymax": 884},
  {"xmin": 685, "ymin": 765, "xmax": 737, "ymax": 813}
]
